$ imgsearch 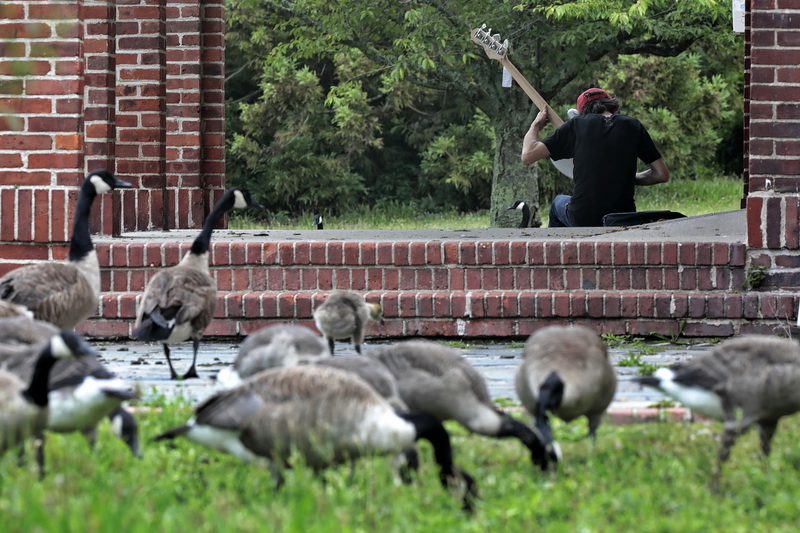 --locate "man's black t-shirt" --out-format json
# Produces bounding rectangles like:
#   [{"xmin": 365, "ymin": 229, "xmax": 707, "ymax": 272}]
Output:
[{"xmin": 542, "ymin": 114, "xmax": 661, "ymax": 226}]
